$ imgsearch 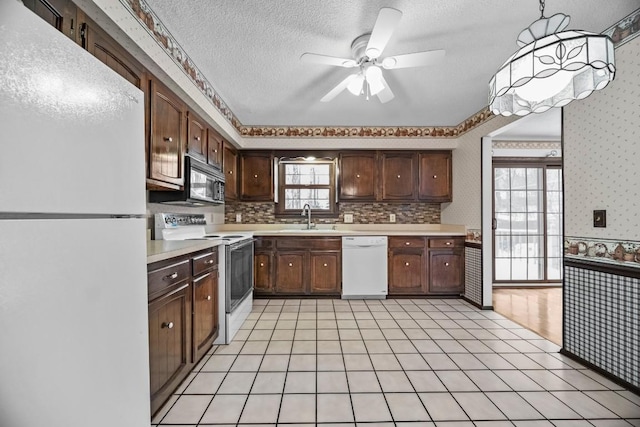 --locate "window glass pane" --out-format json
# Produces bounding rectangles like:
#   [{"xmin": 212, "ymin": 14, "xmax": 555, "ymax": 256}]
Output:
[
  {"xmin": 547, "ymin": 191, "xmax": 560, "ymax": 213},
  {"xmin": 495, "ymin": 213, "xmax": 511, "ymax": 235},
  {"xmin": 494, "ymin": 168, "xmax": 510, "ymax": 190},
  {"xmin": 511, "ymin": 213, "xmax": 527, "ymax": 234},
  {"xmin": 527, "ymin": 168, "xmax": 542, "ymax": 190},
  {"xmin": 495, "ymin": 235, "xmax": 511, "ymax": 258},
  {"xmin": 284, "ymin": 164, "xmax": 330, "ymax": 185},
  {"xmin": 284, "ymin": 188, "xmax": 330, "ymax": 210},
  {"xmin": 547, "ymin": 258, "xmax": 562, "ymax": 280},
  {"xmin": 527, "ymin": 258, "xmax": 544, "ymax": 280},
  {"xmin": 547, "ymin": 236, "xmax": 562, "ymax": 257},
  {"xmin": 512, "ymin": 235, "xmax": 528, "ymax": 257},
  {"xmin": 495, "ymin": 191, "xmax": 511, "ymax": 212},
  {"xmin": 510, "ymin": 168, "xmax": 527, "ymax": 190},
  {"xmin": 547, "ymin": 213, "xmax": 561, "ymax": 235},
  {"xmin": 528, "ymin": 213, "xmax": 543, "ymax": 234},
  {"xmin": 527, "ymin": 235, "xmax": 542, "ymax": 257},
  {"xmin": 495, "ymin": 258, "xmax": 511, "ymax": 280},
  {"xmin": 511, "ymin": 191, "xmax": 527, "ymax": 212},
  {"xmin": 511, "ymin": 258, "xmax": 527, "ymax": 280},
  {"xmin": 547, "ymin": 169, "xmax": 560, "ymax": 191},
  {"xmin": 527, "ymin": 190, "xmax": 542, "ymax": 212}
]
